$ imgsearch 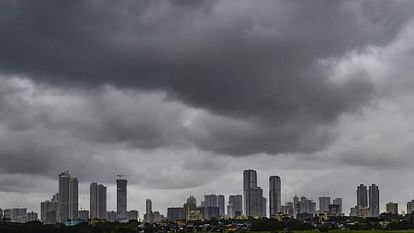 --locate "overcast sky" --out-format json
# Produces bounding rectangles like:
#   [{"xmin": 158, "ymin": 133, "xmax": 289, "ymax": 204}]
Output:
[{"xmin": 1, "ymin": 0, "xmax": 414, "ymax": 217}]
